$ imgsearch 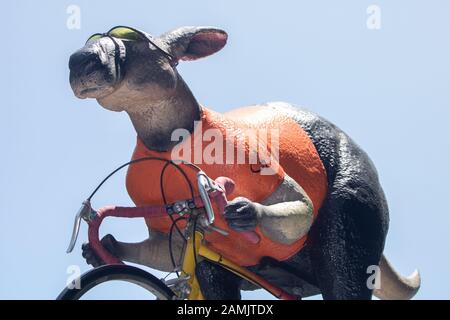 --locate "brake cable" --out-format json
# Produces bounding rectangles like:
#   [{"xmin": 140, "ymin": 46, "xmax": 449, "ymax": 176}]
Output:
[
  {"xmin": 84, "ymin": 156, "xmax": 201, "ymax": 275},
  {"xmin": 86, "ymin": 156, "xmax": 197, "ymax": 201},
  {"xmin": 160, "ymin": 161, "xmax": 192, "ymax": 241},
  {"xmin": 168, "ymin": 216, "xmax": 187, "ymax": 276}
]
